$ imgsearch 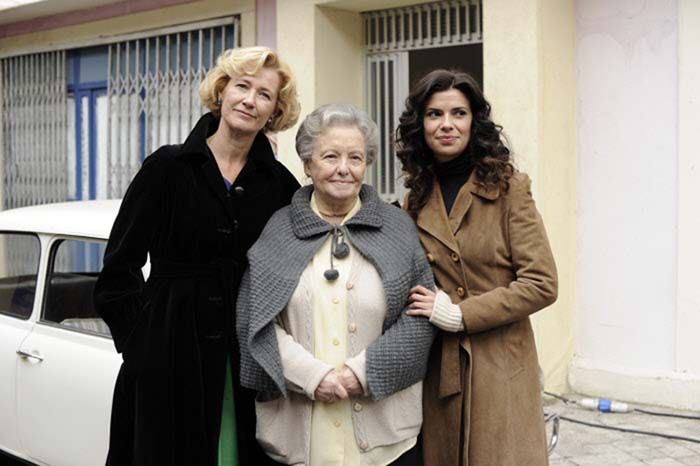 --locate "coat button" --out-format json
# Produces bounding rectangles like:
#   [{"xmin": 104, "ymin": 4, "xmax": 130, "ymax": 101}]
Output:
[
  {"xmin": 353, "ymin": 402, "xmax": 363, "ymax": 412},
  {"xmin": 348, "ymin": 323, "xmax": 357, "ymax": 333},
  {"xmin": 426, "ymin": 253, "xmax": 435, "ymax": 264},
  {"xmin": 456, "ymin": 286, "xmax": 466, "ymax": 298},
  {"xmin": 451, "ymin": 252, "xmax": 460, "ymax": 262}
]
